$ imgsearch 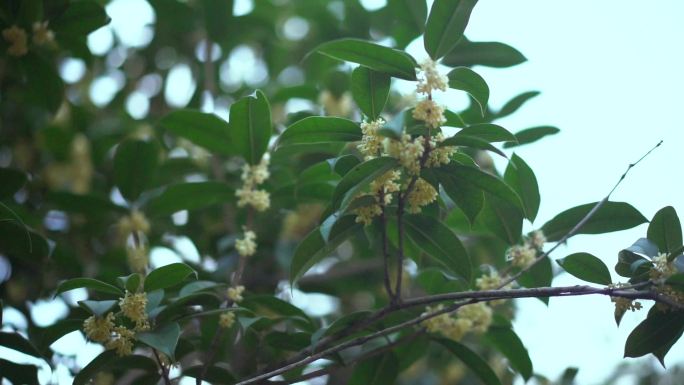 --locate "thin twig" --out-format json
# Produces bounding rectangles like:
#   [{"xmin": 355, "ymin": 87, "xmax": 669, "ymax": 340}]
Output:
[
  {"xmin": 152, "ymin": 349, "xmax": 172, "ymax": 385},
  {"xmin": 379, "ymin": 202, "xmax": 395, "ymax": 301}
]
